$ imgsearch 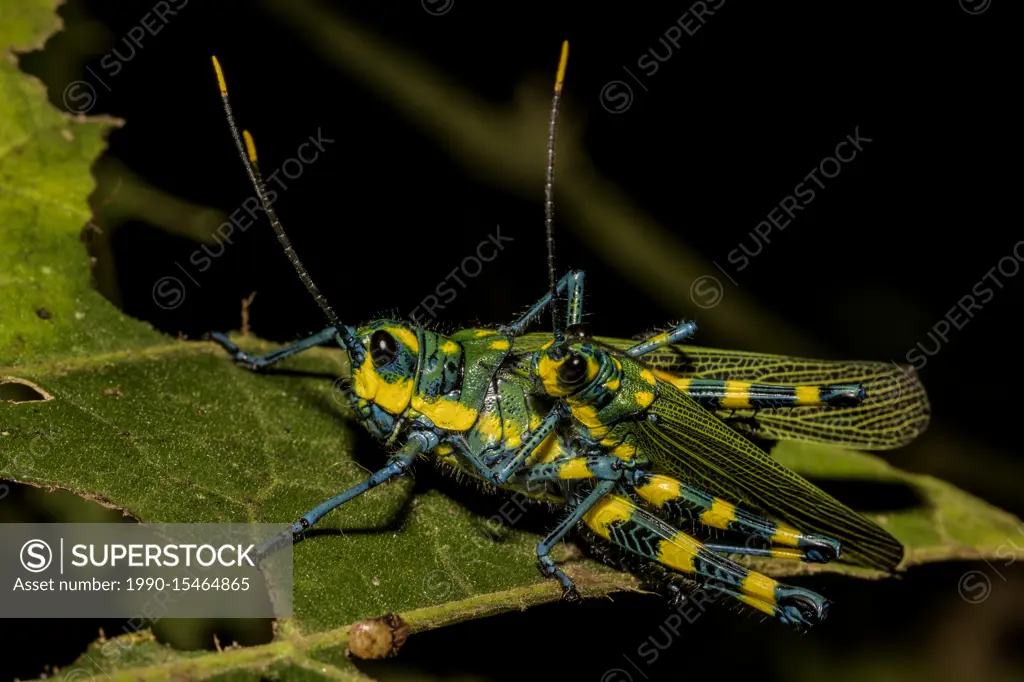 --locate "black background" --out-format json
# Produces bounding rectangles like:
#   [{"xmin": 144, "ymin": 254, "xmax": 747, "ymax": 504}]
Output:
[{"xmin": 6, "ymin": 0, "xmax": 1022, "ymax": 680}]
